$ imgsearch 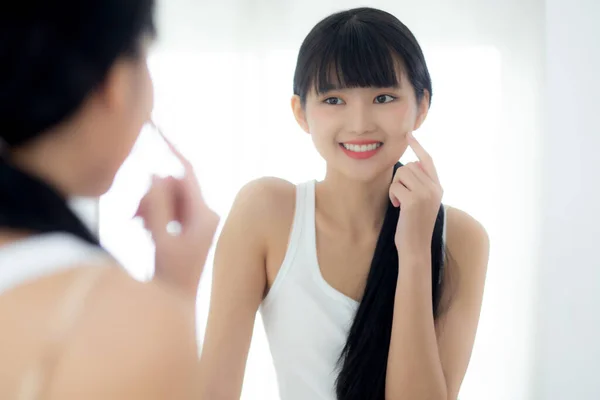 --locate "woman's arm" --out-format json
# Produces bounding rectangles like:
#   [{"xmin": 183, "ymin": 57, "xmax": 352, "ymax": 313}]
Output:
[
  {"xmin": 386, "ymin": 206, "xmax": 489, "ymax": 400},
  {"xmin": 386, "ymin": 134, "xmax": 489, "ymax": 399},
  {"xmin": 198, "ymin": 178, "xmax": 280, "ymax": 399}
]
